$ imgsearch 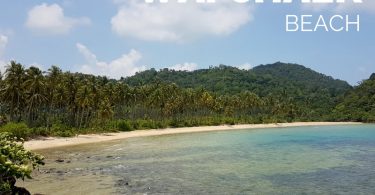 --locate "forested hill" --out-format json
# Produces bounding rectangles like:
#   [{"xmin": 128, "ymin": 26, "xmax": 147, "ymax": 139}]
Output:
[
  {"xmin": 334, "ymin": 73, "xmax": 375, "ymax": 122},
  {"xmin": 125, "ymin": 62, "xmax": 352, "ymax": 97},
  {"xmin": 0, "ymin": 61, "xmax": 371, "ymax": 140}
]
